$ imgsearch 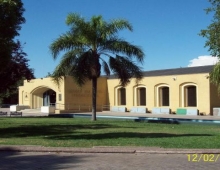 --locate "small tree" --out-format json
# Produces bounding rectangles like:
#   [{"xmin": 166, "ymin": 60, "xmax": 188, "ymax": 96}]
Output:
[
  {"xmin": 50, "ymin": 13, "xmax": 145, "ymax": 121},
  {"xmin": 200, "ymin": 0, "xmax": 220, "ymax": 90},
  {"xmin": 0, "ymin": 0, "xmax": 25, "ymax": 72},
  {"xmin": 0, "ymin": 40, "xmax": 35, "ymax": 104}
]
